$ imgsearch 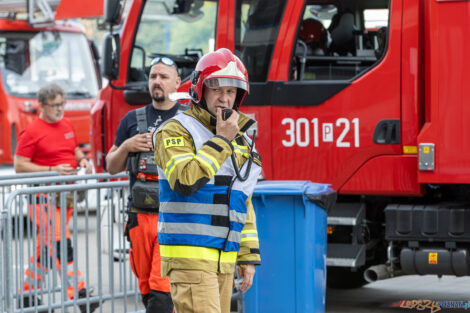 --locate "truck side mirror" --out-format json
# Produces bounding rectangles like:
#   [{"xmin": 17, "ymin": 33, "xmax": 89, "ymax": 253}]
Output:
[
  {"xmin": 104, "ymin": 0, "xmax": 122, "ymax": 25},
  {"xmin": 102, "ymin": 32, "xmax": 121, "ymax": 81},
  {"xmin": 4, "ymin": 40, "xmax": 26, "ymax": 75}
]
